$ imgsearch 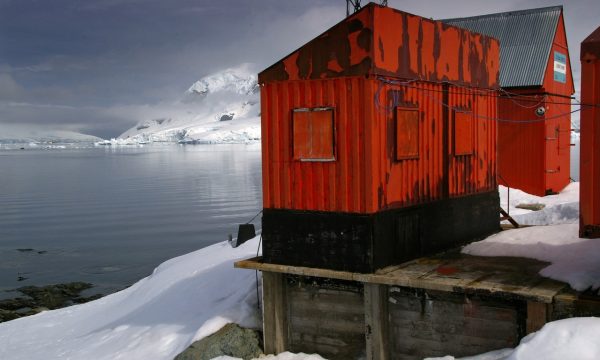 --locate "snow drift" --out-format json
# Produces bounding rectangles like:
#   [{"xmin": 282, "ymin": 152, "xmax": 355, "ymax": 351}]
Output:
[{"xmin": 0, "ymin": 239, "xmax": 262, "ymax": 360}]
